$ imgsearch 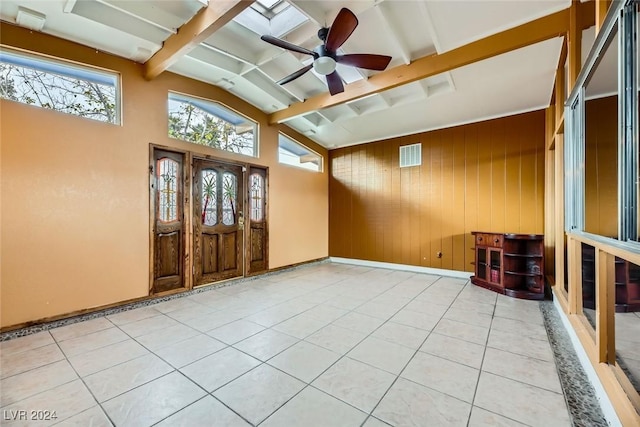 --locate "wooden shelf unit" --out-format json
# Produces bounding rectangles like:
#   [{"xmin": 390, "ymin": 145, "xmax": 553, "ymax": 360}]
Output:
[
  {"xmin": 471, "ymin": 231, "xmax": 545, "ymax": 300},
  {"xmin": 581, "ymin": 244, "xmax": 640, "ymax": 312}
]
